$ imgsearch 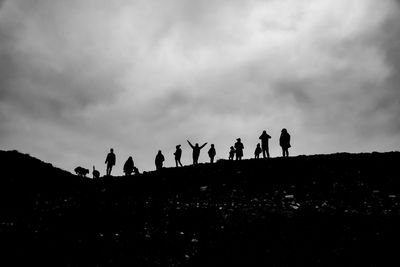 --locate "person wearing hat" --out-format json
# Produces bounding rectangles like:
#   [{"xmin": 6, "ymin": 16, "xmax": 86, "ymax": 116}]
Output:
[
  {"xmin": 234, "ymin": 138, "xmax": 244, "ymax": 160},
  {"xmin": 279, "ymin": 128, "xmax": 291, "ymax": 157},
  {"xmin": 174, "ymin": 145, "xmax": 183, "ymax": 167},
  {"xmin": 259, "ymin": 130, "xmax": 272, "ymax": 159}
]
